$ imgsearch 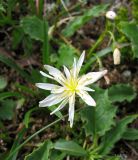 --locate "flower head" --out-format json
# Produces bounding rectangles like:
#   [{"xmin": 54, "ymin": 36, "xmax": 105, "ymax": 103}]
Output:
[
  {"xmin": 106, "ymin": 11, "xmax": 116, "ymax": 20},
  {"xmin": 36, "ymin": 51, "xmax": 107, "ymax": 127}
]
